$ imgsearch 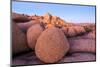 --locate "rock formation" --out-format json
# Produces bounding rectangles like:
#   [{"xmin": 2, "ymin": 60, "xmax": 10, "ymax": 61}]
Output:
[
  {"xmin": 35, "ymin": 27, "xmax": 69, "ymax": 63},
  {"xmin": 12, "ymin": 12, "xmax": 96, "ymax": 65},
  {"xmin": 27, "ymin": 24, "xmax": 44, "ymax": 50},
  {"xmin": 12, "ymin": 13, "xmax": 30, "ymax": 22},
  {"xmin": 12, "ymin": 22, "xmax": 30, "ymax": 55}
]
